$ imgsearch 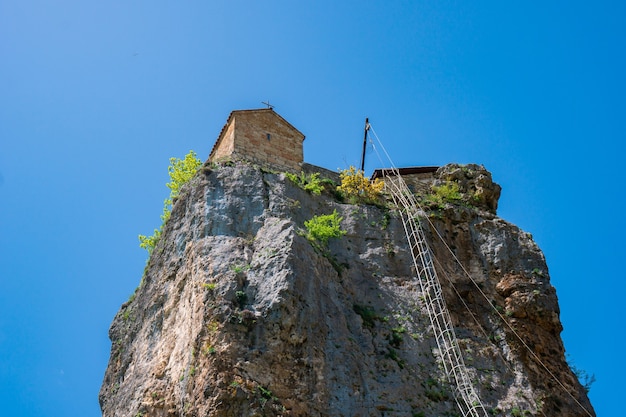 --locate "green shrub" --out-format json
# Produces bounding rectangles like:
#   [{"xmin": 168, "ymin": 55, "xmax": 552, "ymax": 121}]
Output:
[
  {"xmin": 423, "ymin": 180, "xmax": 463, "ymax": 209},
  {"xmin": 423, "ymin": 378, "xmax": 448, "ymax": 402},
  {"xmin": 510, "ymin": 407, "xmax": 523, "ymax": 417},
  {"xmin": 235, "ymin": 290, "xmax": 248, "ymax": 308},
  {"xmin": 385, "ymin": 348, "xmax": 405, "ymax": 368},
  {"xmin": 231, "ymin": 264, "xmax": 250, "ymax": 274},
  {"xmin": 138, "ymin": 150, "xmax": 202, "ymax": 254},
  {"xmin": 433, "ymin": 181, "xmax": 462, "ymax": 202},
  {"xmin": 257, "ymin": 386, "xmax": 274, "ymax": 400},
  {"xmin": 353, "ymin": 304, "xmax": 379, "ymax": 328},
  {"xmin": 285, "ymin": 171, "xmax": 324, "ymax": 195},
  {"xmin": 304, "ymin": 210, "xmax": 346, "ymax": 246},
  {"xmin": 568, "ymin": 356, "xmax": 596, "ymax": 393},
  {"xmin": 337, "ymin": 166, "xmax": 384, "ymax": 203},
  {"xmin": 390, "ymin": 326, "xmax": 406, "ymax": 348},
  {"xmin": 138, "ymin": 229, "xmax": 162, "ymax": 254}
]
